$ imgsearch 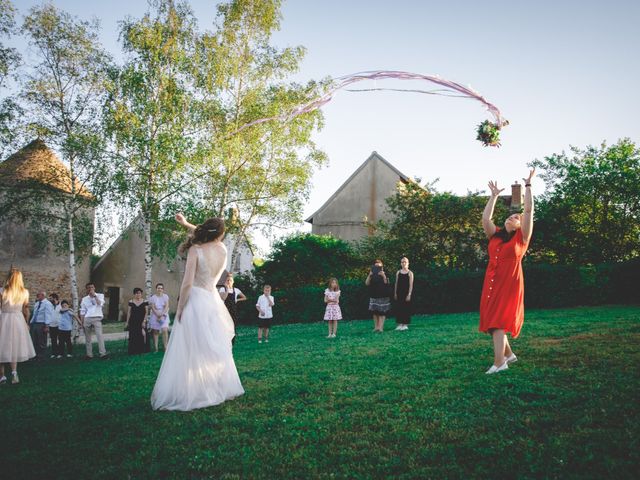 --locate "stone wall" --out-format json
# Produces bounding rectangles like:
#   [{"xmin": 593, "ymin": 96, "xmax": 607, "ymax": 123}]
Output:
[{"xmin": 0, "ymin": 192, "xmax": 93, "ymax": 305}]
